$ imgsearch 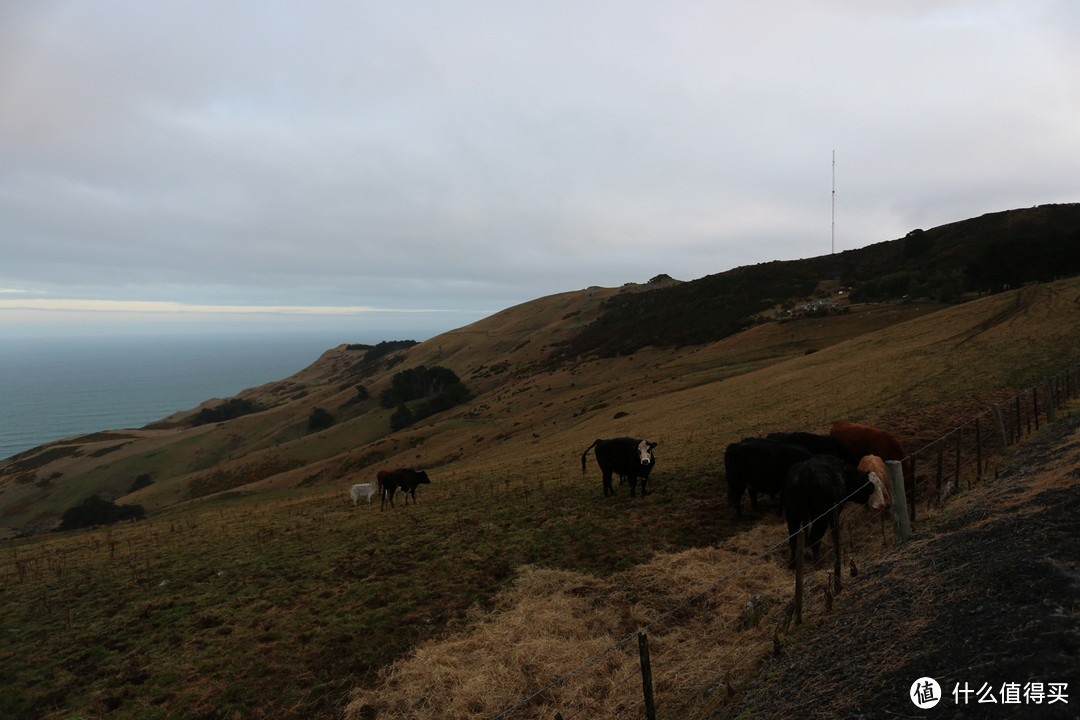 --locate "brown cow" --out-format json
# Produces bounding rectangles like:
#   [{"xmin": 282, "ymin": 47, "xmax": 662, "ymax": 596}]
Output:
[
  {"xmin": 829, "ymin": 421, "xmax": 905, "ymax": 462},
  {"xmin": 832, "ymin": 420, "xmax": 910, "ymax": 510},
  {"xmin": 857, "ymin": 455, "xmax": 892, "ymax": 508}
]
